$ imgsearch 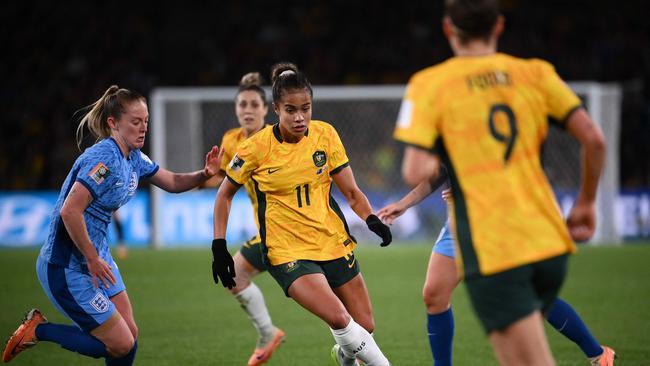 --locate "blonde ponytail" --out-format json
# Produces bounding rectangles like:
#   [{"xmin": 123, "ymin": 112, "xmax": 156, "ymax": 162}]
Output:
[{"xmin": 75, "ymin": 85, "xmax": 146, "ymax": 150}]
